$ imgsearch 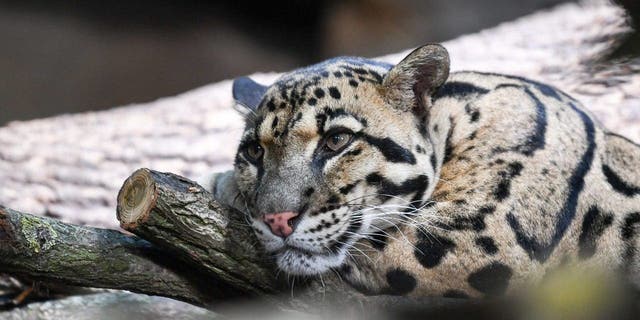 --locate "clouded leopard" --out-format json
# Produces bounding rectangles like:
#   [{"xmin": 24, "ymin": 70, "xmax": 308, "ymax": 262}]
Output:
[{"xmin": 199, "ymin": 44, "xmax": 640, "ymax": 298}]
